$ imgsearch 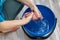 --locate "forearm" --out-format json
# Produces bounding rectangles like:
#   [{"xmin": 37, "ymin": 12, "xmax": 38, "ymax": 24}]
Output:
[
  {"xmin": 0, "ymin": 20, "xmax": 23, "ymax": 31},
  {"xmin": 17, "ymin": 0, "xmax": 42, "ymax": 18},
  {"xmin": 0, "ymin": 12, "xmax": 33, "ymax": 31},
  {"xmin": 17, "ymin": 0, "xmax": 36, "ymax": 10}
]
